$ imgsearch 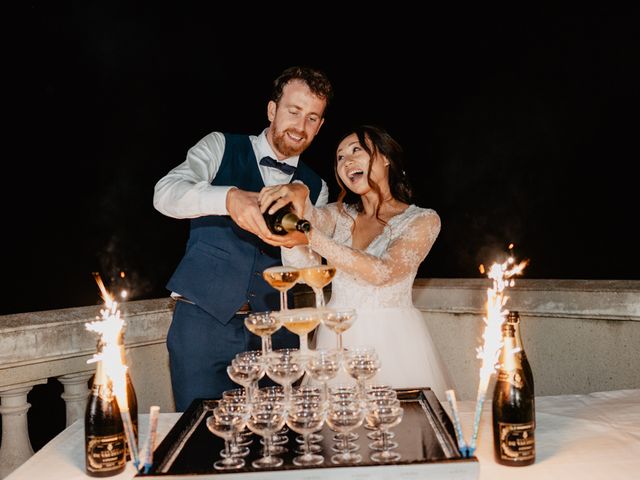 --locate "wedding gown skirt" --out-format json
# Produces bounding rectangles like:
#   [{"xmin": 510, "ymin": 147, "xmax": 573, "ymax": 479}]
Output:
[{"xmin": 314, "ymin": 306, "xmax": 452, "ymax": 402}]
